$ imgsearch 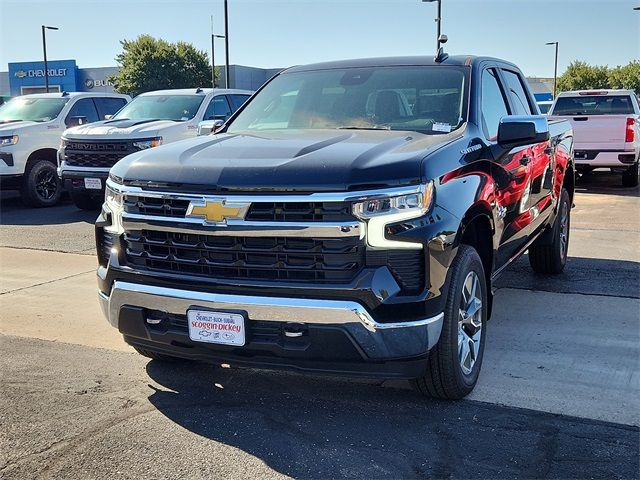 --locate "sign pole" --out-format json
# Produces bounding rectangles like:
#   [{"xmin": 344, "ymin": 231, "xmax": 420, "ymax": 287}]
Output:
[{"xmin": 42, "ymin": 26, "xmax": 49, "ymax": 93}]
